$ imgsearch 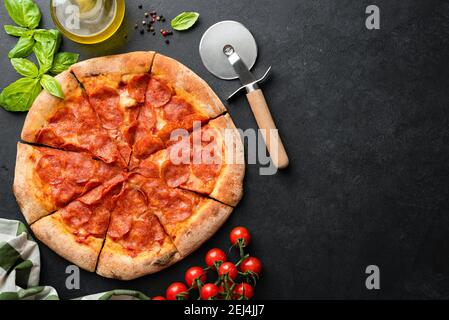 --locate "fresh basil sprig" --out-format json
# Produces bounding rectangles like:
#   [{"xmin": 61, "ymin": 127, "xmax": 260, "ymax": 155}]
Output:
[
  {"xmin": 171, "ymin": 12, "xmax": 200, "ymax": 31},
  {"xmin": 0, "ymin": 0, "xmax": 79, "ymax": 112},
  {"xmin": 4, "ymin": 25, "xmax": 30, "ymax": 37},
  {"xmin": 8, "ymin": 35, "xmax": 35, "ymax": 58},
  {"xmin": 33, "ymin": 29, "xmax": 62, "ymax": 74},
  {"xmin": 11, "ymin": 58, "xmax": 39, "ymax": 78},
  {"xmin": 40, "ymin": 74, "xmax": 64, "ymax": 99},
  {"xmin": 0, "ymin": 77, "xmax": 42, "ymax": 112},
  {"xmin": 4, "ymin": 0, "xmax": 41, "ymax": 29},
  {"xmin": 50, "ymin": 52, "xmax": 80, "ymax": 75}
]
